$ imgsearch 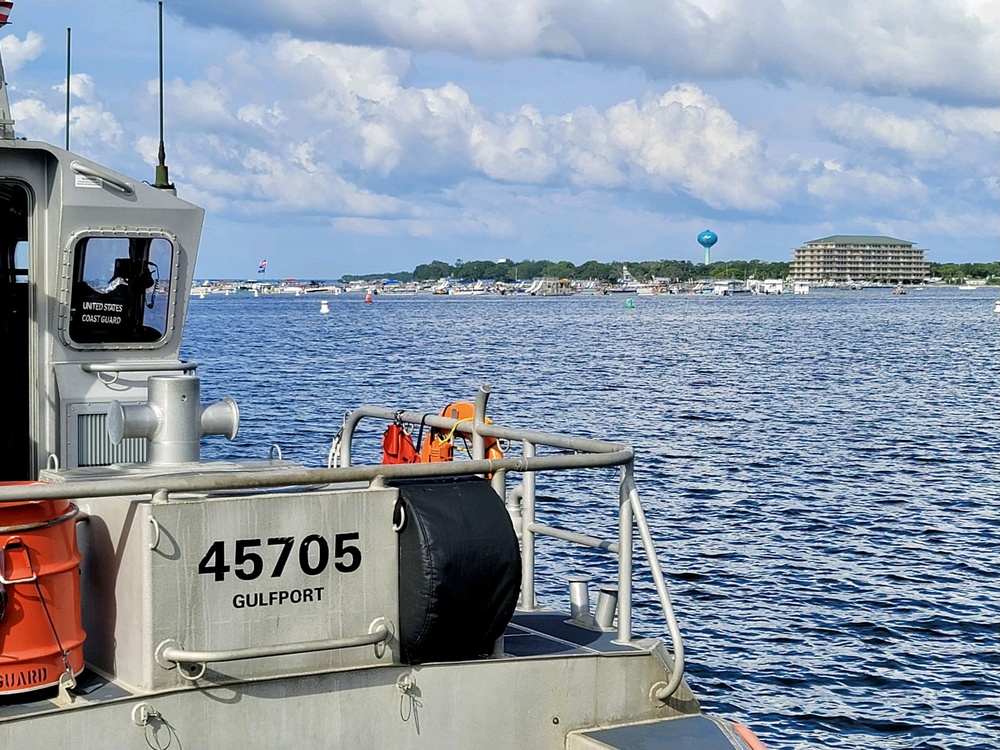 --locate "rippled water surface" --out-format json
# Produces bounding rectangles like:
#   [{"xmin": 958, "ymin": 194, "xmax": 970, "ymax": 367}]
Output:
[{"xmin": 183, "ymin": 288, "xmax": 999, "ymax": 750}]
